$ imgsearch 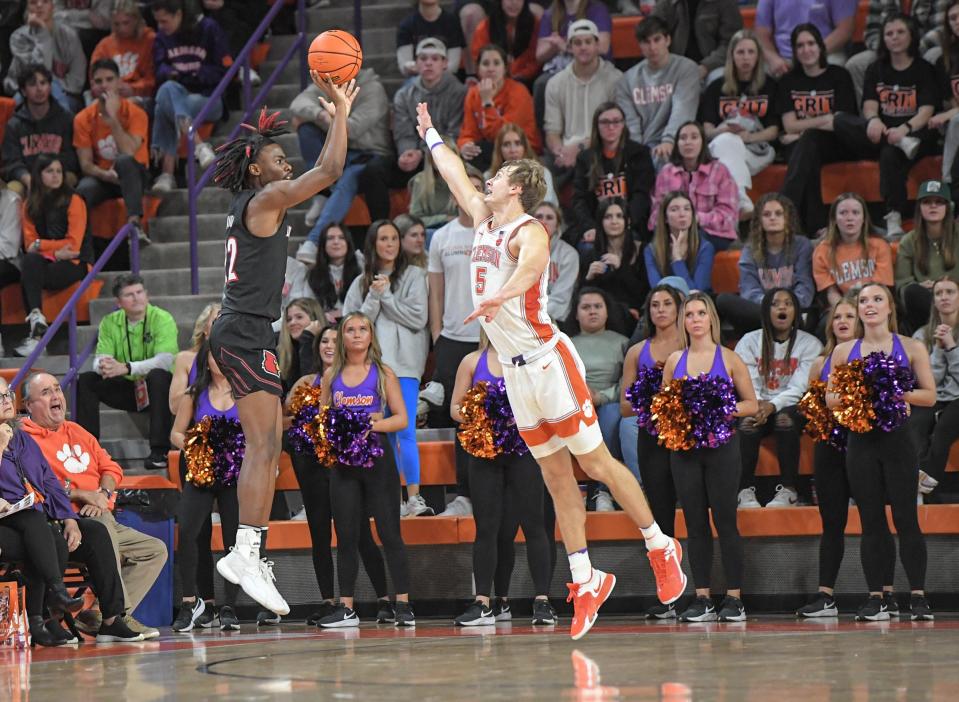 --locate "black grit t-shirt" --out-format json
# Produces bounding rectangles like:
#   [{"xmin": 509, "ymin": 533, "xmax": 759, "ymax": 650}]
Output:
[
  {"xmin": 863, "ymin": 58, "xmax": 938, "ymax": 128},
  {"xmin": 699, "ymin": 77, "xmax": 779, "ymax": 128},
  {"xmin": 774, "ymin": 64, "xmax": 858, "ymax": 119}
]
